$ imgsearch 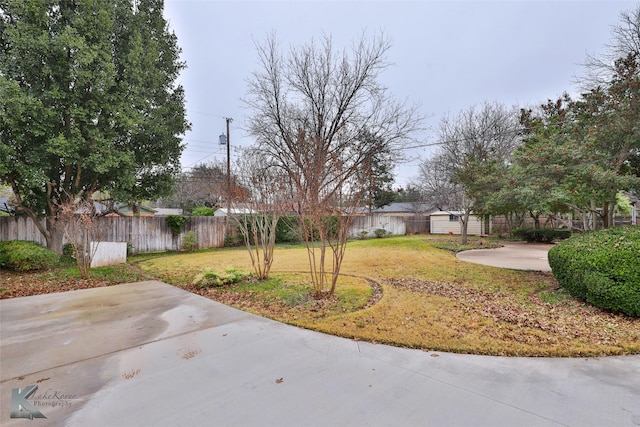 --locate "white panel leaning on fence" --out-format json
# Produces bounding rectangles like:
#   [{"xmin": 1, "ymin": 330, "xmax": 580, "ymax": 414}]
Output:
[{"xmin": 90, "ymin": 242, "xmax": 127, "ymax": 268}]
